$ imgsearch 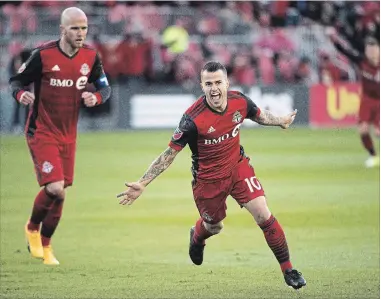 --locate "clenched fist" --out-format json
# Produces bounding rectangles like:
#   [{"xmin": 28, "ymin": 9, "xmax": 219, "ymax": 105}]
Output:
[
  {"xmin": 82, "ymin": 92, "xmax": 98, "ymax": 107},
  {"xmin": 19, "ymin": 91, "xmax": 35, "ymax": 105}
]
